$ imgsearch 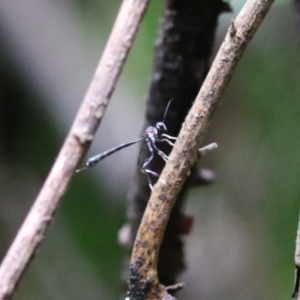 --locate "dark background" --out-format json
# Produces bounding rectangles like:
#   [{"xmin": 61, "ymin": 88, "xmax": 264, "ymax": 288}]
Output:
[{"xmin": 0, "ymin": 1, "xmax": 298, "ymax": 299}]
